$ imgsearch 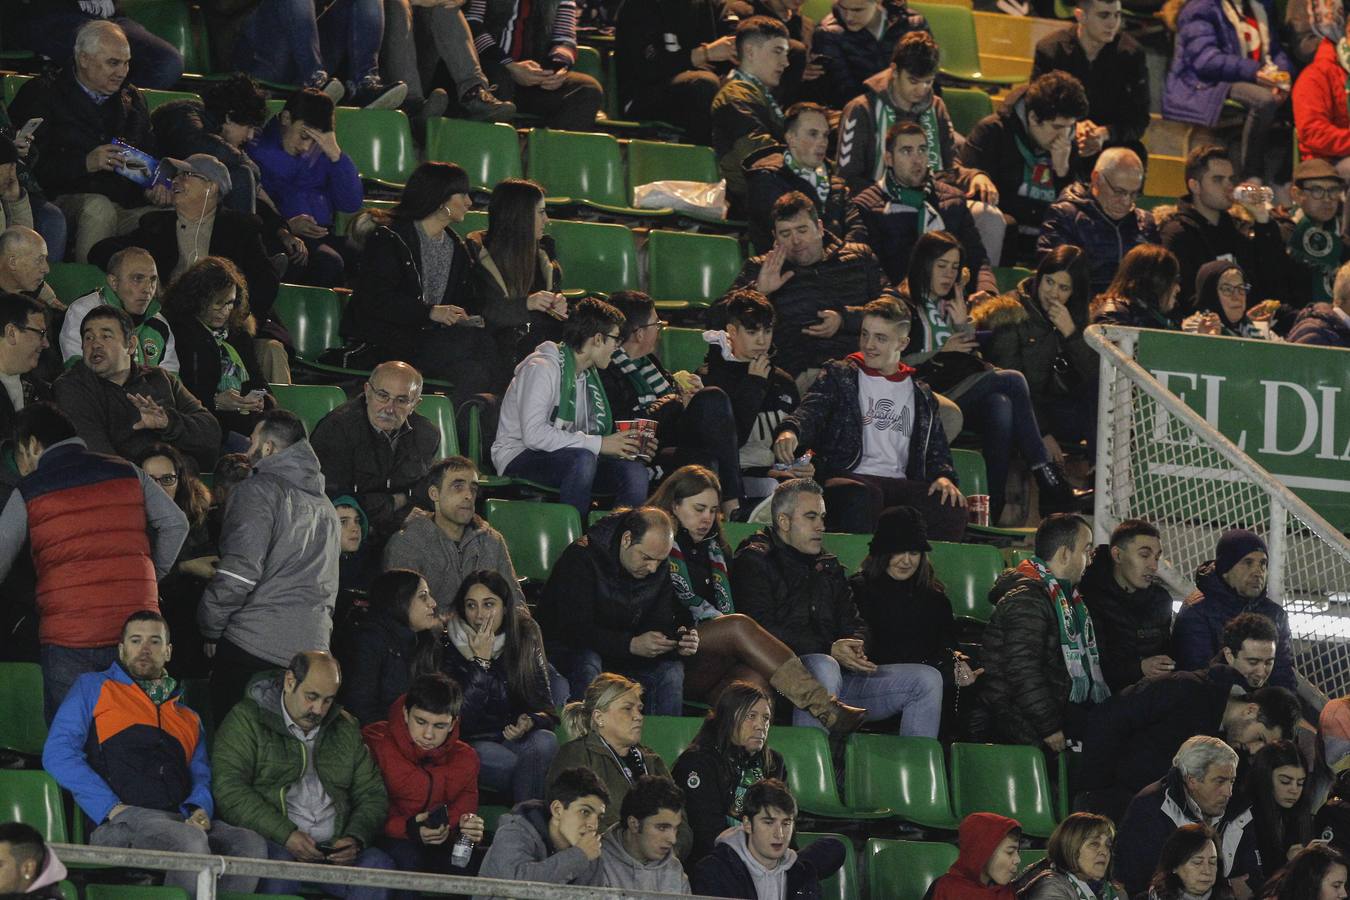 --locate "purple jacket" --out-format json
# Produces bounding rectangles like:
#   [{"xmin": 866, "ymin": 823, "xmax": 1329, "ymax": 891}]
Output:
[
  {"xmin": 1162, "ymin": 0, "xmax": 1290, "ymax": 126},
  {"xmin": 245, "ymin": 118, "xmax": 362, "ymax": 227}
]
